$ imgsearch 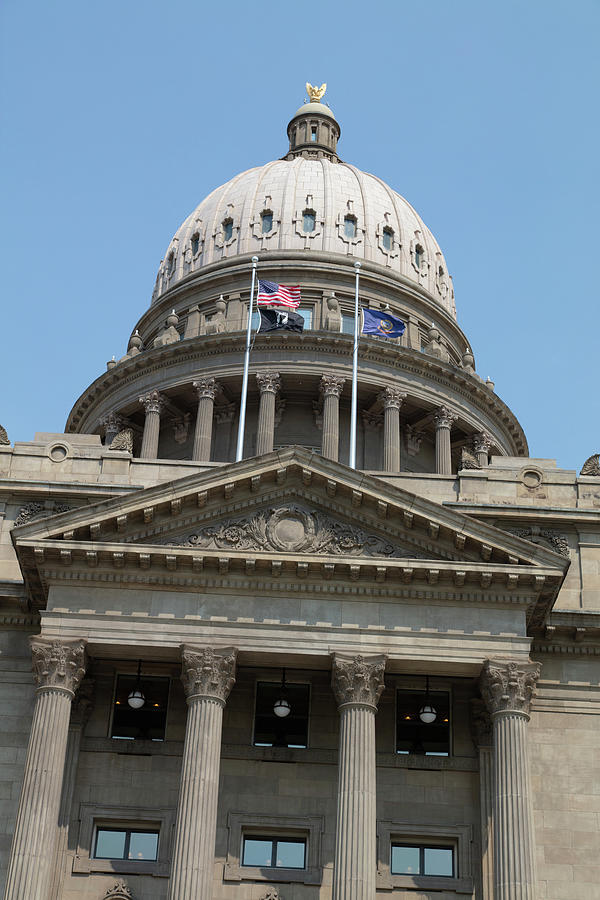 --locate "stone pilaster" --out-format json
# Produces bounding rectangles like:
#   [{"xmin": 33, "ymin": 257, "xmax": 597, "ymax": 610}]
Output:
[
  {"xmin": 192, "ymin": 378, "xmax": 221, "ymax": 461},
  {"xmin": 473, "ymin": 431, "xmax": 493, "ymax": 467},
  {"xmin": 331, "ymin": 653, "xmax": 386, "ymax": 900},
  {"xmin": 471, "ymin": 699, "xmax": 494, "ymax": 900},
  {"xmin": 139, "ymin": 390, "xmax": 165, "ymax": 459},
  {"xmin": 4, "ymin": 638, "xmax": 86, "ymax": 900},
  {"xmin": 480, "ymin": 658, "xmax": 541, "ymax": 900},
  {"xmin": 320, "ymin": 375, "xmax": 345, "ymax": 462},
  {"xmin": 167, "ymin": 646, "xmax": 237, "ymax": 900},
  {"xmin": 434, "ymin": 405, "xmax": 457, "ymax": 475},
  {"xmin": 379, "ymin": 387, "xmax": 406, "ymax": 473},
  {"xmin": 255, "ymin": 372, "xmax": 280, "ymax": 456}
]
